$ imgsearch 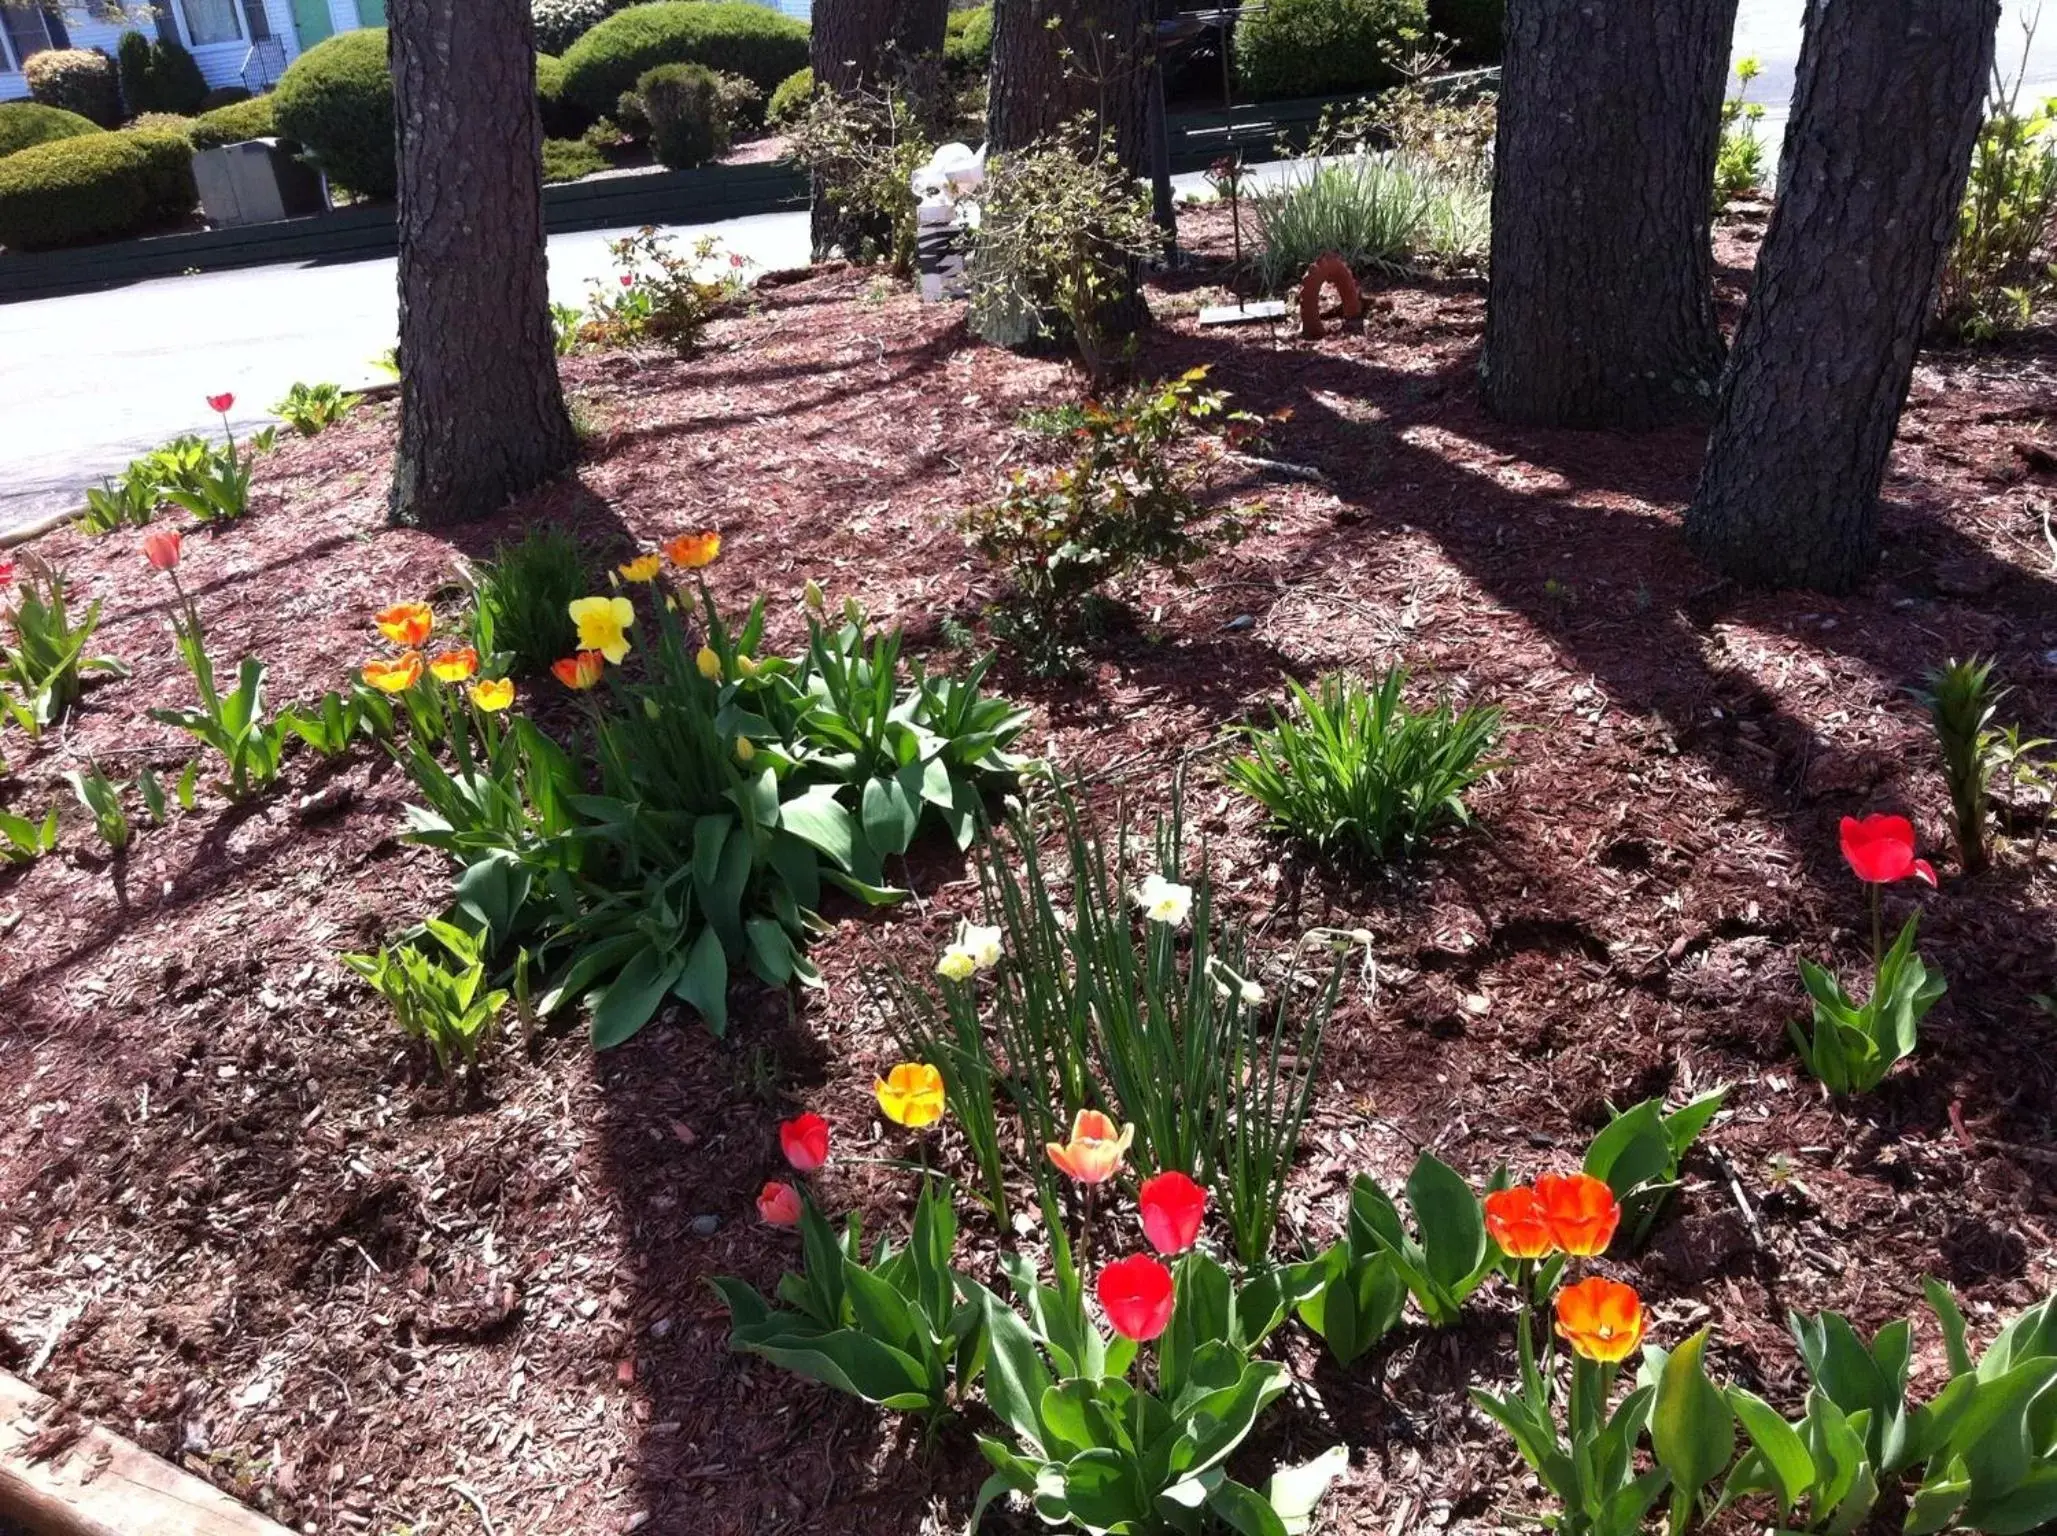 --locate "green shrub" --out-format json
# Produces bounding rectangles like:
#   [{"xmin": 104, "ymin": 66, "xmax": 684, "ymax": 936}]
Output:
[
  {"xmin": 26, "ymin": 49, "xmax": 122, "ymax": 128},
  {"xmin": 1251, "ymin": 151, "xmax": 1488, "ymax": 287},
  {"xmin": 468, "ymin": 526, "xmax": 590, "ymax": 677},
  {"xmin": 116, "ymin": 30, "xmax": 154, "ymax": 111},
  {"xmin": 0, "ymin": 129, "xmax": 195, "ymax": 251},
  {"xmin": 0, "ymin": 103, "xmax": 102, "ymax": 160},
  {"xmin": 766, "ymin": 65, "xmax": 811, "ymax": 125},
  {"xmin": 189, "ymin": 94, "xmax": 278, "ymax": 151},
  {"xmin": 637, "ymin": 62, "xmax": 728, "ymax": 167},
  {"xmin": 561, "ymin": 2, "xmax": 808, "ymax": 118},
  {"xmin": 533, "ymin": 0, "xmax": 629, "ymax": 55},
  {"xmin": 537, "ymin": 51, "xmax": 595, "ymax": 137},
  {"xmin": 1427, "ymin": 0, "xmax": 1501, "ymax": 60},
  {"xmin": 1234, "ymin": 0, "xmax": 1425, "ymax": 100},
  {"xmin": 198, "ymin": 85, "xmax": 253, "ymax": 111},
  {"xmin": 944, "ymin": 4, "xmax": 992, "ymax": 75},
  {"xmin": 1225, "ymin": 668, "xmax": 1505, "ymax": 866},
  {"xmin": 124, "ymin": 111, "xmax": 196, "ymax": 139},
  {"xmin": 543, "ymin": 135, "xmax": 607, "ymax": 181},
  {"xmin": 146, "ymin": 37, "xmax": 209, "ymax": 115},
  {"xmin": 274, "ymin": 28, "xmax": 395, "ymax": 198}
]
